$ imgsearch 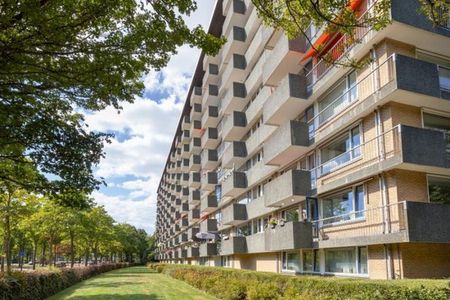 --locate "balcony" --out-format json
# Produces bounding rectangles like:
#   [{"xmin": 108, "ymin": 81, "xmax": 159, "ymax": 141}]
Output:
[
  {"xmin": 222, "ymin": 111, "xmax": 247, "ymax": 141},
  {"xmin": 199, "ymin": 243, "xmax": 217, "ymax": 257},
  {"xmin": 219, "ymin": 236, "xmax": 247, "ymax": 255},
  {"xmin": 222, "ymin": 141, "xmax": 247, "ymax": 169},
  {"xmin": 180, "ymin": 187, "xmax": 189, "ymax": 201},
  {"xmin": 201, "ymin": 127, "xmax": 219, "ymax": 149},
  {"xmin": 222, "ymin": 171, "xmax": 247, "ymax": 197},
  {"xmin": 189, "ymin": 189, "xmax": 201, "ymax": 205},
  {"xmin": 264, "ymin": 170, "xmax": 311, "ymax": 207},
  {"xmin": 245, "ymin": 161, "xmax": 277, "ymax": 187},
  {"xmin": 201, "ymin": 172, "xmax": 218, "ymax": 192},
  {"xmin": 311, "ymin": 125, "xmax": 450, "ymax": 195},
  {"xmin": 188, "ymin": 208, "xmax": 200, "ymax": 223},
  {"xmin": 181, "ymin": 115, "xmax": 190, "ymax": 131},
  {"xmin": 245, "ymin": 25, "xmax": 273, "ymax": 71},
  {"xmin": 180, "ymin": 173, "xmax": 189, "ymax": 186},
  {"xmin": 203, "ymin": 63, "xmax": 219, "ymax": 87},
  {"xmin": 221, "ymin": 25, "xmax": 247, "ymax": 66},
  {"xmin": 190, "ymin": 120, "xmax": 202, "ymax": 138},
  {"xmin": 245, "ymin": 86, "xmax": 271, "ymax": 126},
  {"xmin": 220, "ymin": 54, "xmax": 247, "ymax": 94},
  {"xmin": 190, "ymin": 103, "xmax": 202, "ymax": 121},
  {"xmin": 246, "ymin": 197, "xmax": 276, "ymax": 221},
  {"xmin": 245, "ymin": 233, "xmax": 266, "ymax": 254},
  {"xmin": 189, "ymin": 172, "xmax": 201, "ymax": 189},
  {"xmin": 245, "ymin": 50, "xmax": 268, "ymax": 97},
  {"xmin": 201, "ymin": 149, "xmax": 219, "ymax": 170},
  {"xmin": 200, "ymin": 219, "xmax": 218, "ymax": 233},
  {"xmin": 181, "ymin": 202, "xmax": 189, "ymax": 214},
  {"xmin": 264, "ymin": 120, "xmax": 310, "ymax": 166},
  {"xmin": 200, "ymin": 194, "xmax": 218, "ymax": 213},
  {"xmin": 180, "ymin": 218, "xmax": 189, "ymax": 229},
  {"xmin": 312, "ymin": 201, "xmax": 450, "ymax": 248},
  {"xmin": 179, "ymin": 233, "xmax": 188, "ymax": 243},
  {"xmin": 181, "ymin": 158, "xmax": 190, "ymax": 173},
  {"xmin": 201, "ymin": 105, "xmax": 219, "ymax": 128},
  {"xmin": 189, "ymin": 154, "xmax": 201, "ymax": 172},
  {"xmin": 190, "ymin": 137, "xmax": 201, "ymax": 155},
  {"xmin": 220, "ymin": 82, "xmax": 248, "ymax": 116},
  {"xmin": 190, "ymin": 86, "xmax": 202, "ymax": 105},
  {"xmin": 222, "ymin": 203, "xmax": 247, "ymax": 225},
  {"xmin": 202, "ymin": 84, "xmax": 219, "ymax": 107},
  {"xmin": 187, "ymin": 246, "xmax": 200, "ymax": 258},
  {"xmin": 265, "ymin": 221, "xmax": 313, "ymax": 251},
  {"xmin": 263, "ymin": 73, "xmax": 308, "ymax": 126},
  {"xmin": 263, "ymin": 34, "xmax": 306, "ymax": 86},
  {"xmin": 182, "ymin": 130, "xmax": 190, "ymax": 144}
]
